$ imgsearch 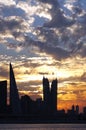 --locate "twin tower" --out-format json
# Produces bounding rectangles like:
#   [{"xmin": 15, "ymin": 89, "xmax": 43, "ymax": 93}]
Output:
[
  {"xmin": 43, "ymin": 77, "xmax": 58, "ymax": 113},
  {"xmin": 10, "ymin": 63, "xmax": 58, "ymax": 115}
]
